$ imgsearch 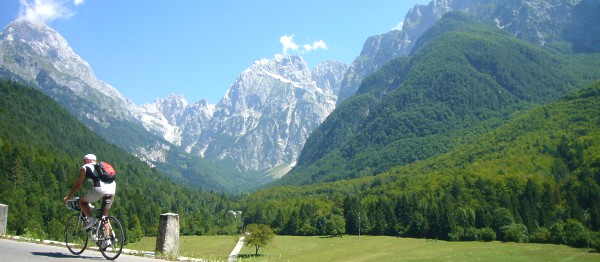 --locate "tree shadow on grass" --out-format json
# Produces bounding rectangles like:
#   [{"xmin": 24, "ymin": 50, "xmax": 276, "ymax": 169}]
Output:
[
  {"xmin": 237, "ymin": 253, "xmax": 265, "ymax": 259},
  {"xmin": 318, "ymin": 235, "xmax": 343, "ymax": 239}
]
